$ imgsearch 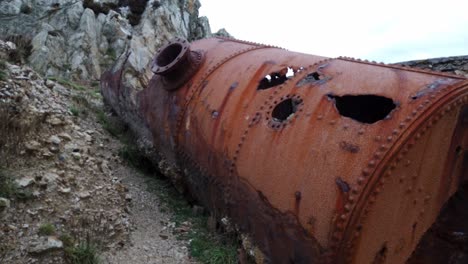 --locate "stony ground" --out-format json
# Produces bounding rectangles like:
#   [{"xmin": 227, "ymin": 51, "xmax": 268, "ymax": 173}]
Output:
[{"xmin": 0, "ymin": 55, "xmax": 194, "ymax": 263}]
